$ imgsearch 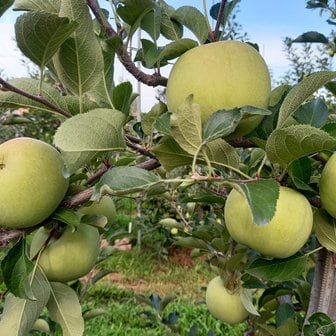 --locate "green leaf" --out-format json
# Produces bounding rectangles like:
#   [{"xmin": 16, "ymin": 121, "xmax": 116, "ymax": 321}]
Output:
[
  {"xmin": 202, "ymin": 109, "xmax": 242, "ymax": 143},
  {"xmin": 54, "ymin": 108, "xmax": 126, "ymax": 173},
  {"xmin": 51, "ymin": 208, "xmax": 81, "ymax": 228},
  {"xmin": 288, "ymin": 157, "xmax": 314, "ymax": 192},
  {"xmin": 158, "ymin": 38, "xmax": 198, "ymax": 62},
  {"xmin": 276, "ymin": 303, "xmax": 295, "ymax": 328},
  {"xmin": 266, "ymin": 124, "xmax": 336, "ymax": 166},
  {"xmin": 277, "ymin": 71, "xmax": 336, "ymax": 128},
  {"xmin": 0, "ymin": 0, "xmax": 14, "ymax": 17},
  {"xmin": 116, "ymin": 0, "xmax": 155, "ymax": 40},
  {"xmin": 303, "ymin": 312, "xmax": 336, "ymax": 336},
  {"xmin": 246, "ymin": 254, "xmax": 308, "ymax": 281},
  {"xmin": 173, "ymin": 6, "xmax": 208, "ymax": 43},
  {"xmin": 141, "ymin": 101, "xmax": 167, "ymax": 136},
  {"xmin": 291, "ymin": 31, "xmax": 329, "ymax": 44},
  {"xmin": 204, "ymin": 138, "xmax": 240, "ymax": 169},
  {"xmin": 13, "ymin": 0, "xmax": 60, "ymax": 13},
  {"xmin": 15, "ymin": 11, "xmax": 78, "ymax": 69},
  {"xmin": 238, "ymin": 179, "xmax": 280, "ymax": 226},
  {"xmin": 276, "ymin": 318, "xmax": 299, "ymax": 336},
  {"xmin": 0, "ymin": 268, "xmax": 51, "ymax": 336},
  {"xmin": 153, "ymin": 112, "xmax": 171, "ymax": 135},
  {"xmin": 0, "ymin": 78, "xmax": 69, "ymax": 114},
  {"xmin": 170, "ymin": 95, "xmax": 202, "ymax": 155},
  {"xmin": 241, "ymin": 288, "xmax": 260, "ymax": 316},
  {"xmin": 47, "ymin": 282, "xmax": 84, "ymax": 336},
  {"xmin": 313, "ymin": 209, "xmax": 336, "ymax": 253},
  {"xmin": 112, "ymin": 82, "xmax": 134, "ymax": 116},
  {"xmin": 292, "ymin": 98, "xmax": 329, "ymax": 127},
  {"xmin": 173, "ymin": 237, "xmax": 209, "ymax": 250},
  {"xmin": 159, "ymin": 0, "xmax": 183, "ymax": 41},
  {"xmin": 141, "ymin": 9, "xmax": 161, "ymax": 41},
  {"xmin": 1, "ymin": 238, "xmax": 34, "ymax": 299},
  {"xmin": 53, "ymin": 0, "xmax": 104, "ymax": 95},
  {"xmin": 93, "ymin": 166, "xmax": 160, "ymax": 198}
]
